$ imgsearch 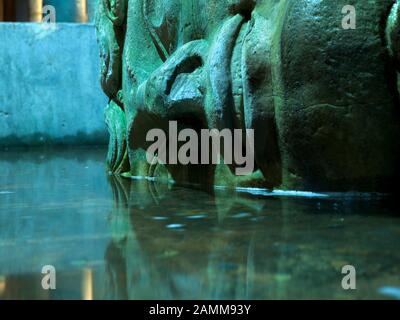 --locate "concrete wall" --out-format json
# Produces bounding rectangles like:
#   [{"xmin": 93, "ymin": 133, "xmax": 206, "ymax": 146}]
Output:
[{"xmin": 0, "ymin": 22, "xmax": 108, "ymax": 147}]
